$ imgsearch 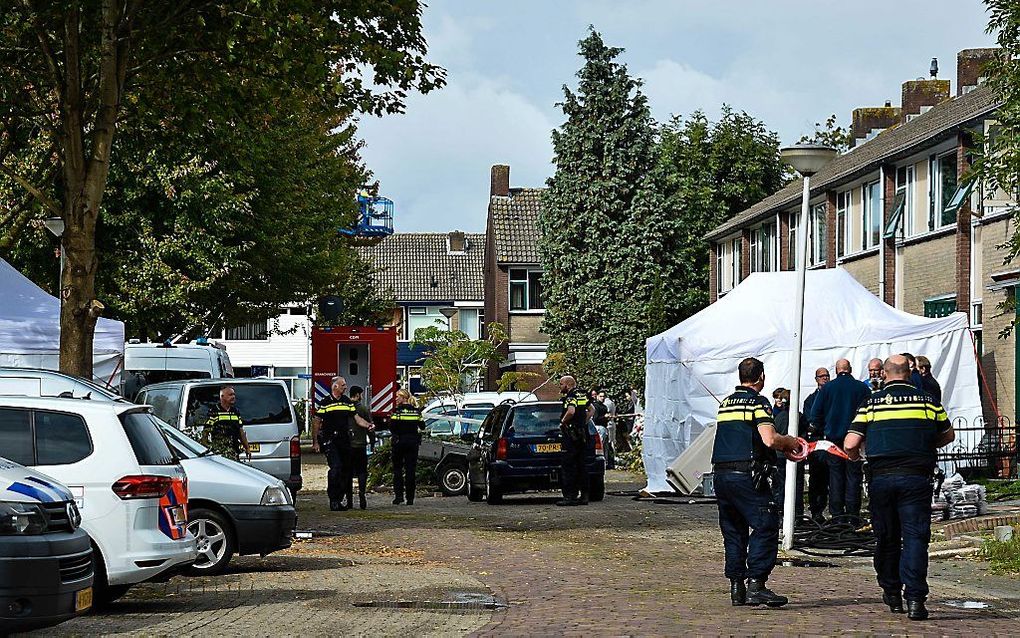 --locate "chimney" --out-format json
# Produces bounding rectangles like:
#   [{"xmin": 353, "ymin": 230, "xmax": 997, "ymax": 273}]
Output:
[
  {"xmin": 448, "ymin": 230, "xmax": 467, "ymax": 253},
  {"xmin": 901, "ymin": 78, "xmax": 950, "ymax": 122},
  {"xmin": 490, "ymin": 164, "xmax": 510, "ymax": 198},
  {"xmin": 851, "ymin": 103, "xmax": 902, "ymax": 147},
  {"xmin": 957, "ymin": 48, "xmax": 999, "ymax": 96}
]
